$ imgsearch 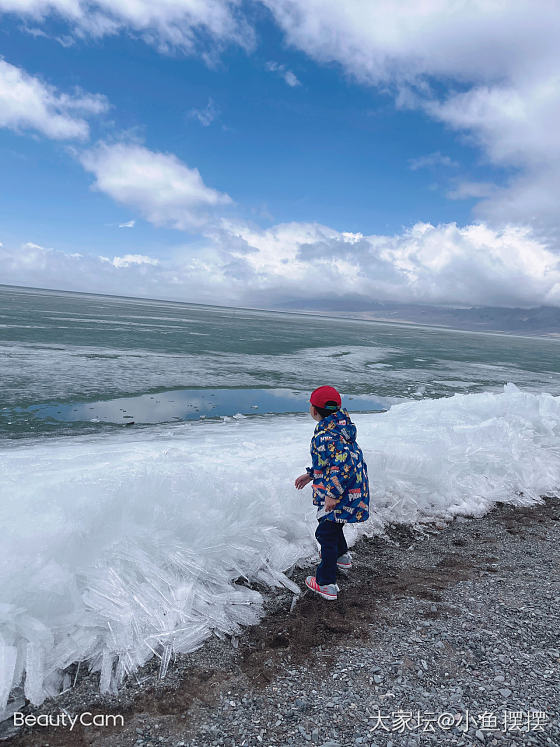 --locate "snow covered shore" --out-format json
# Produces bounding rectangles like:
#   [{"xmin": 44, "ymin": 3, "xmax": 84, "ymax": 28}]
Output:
[{"xmin": 1, "ymin": 384, "xmax": 559, "ymax": 713}]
